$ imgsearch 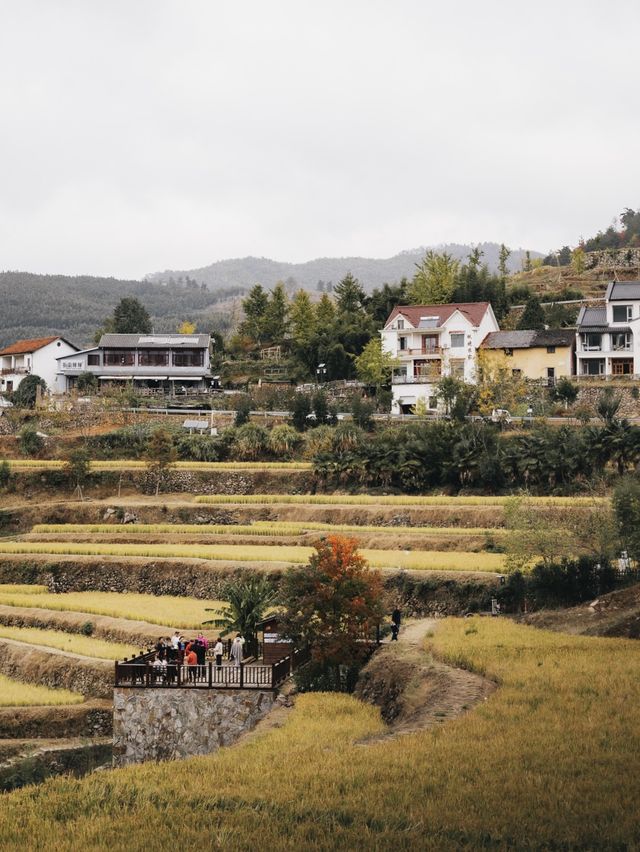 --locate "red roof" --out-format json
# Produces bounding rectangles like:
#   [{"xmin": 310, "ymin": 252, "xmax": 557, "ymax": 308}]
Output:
[
  {"xmin": 384, "ymin": 302, "xmax": 492, "ymax": 329},
  {"xmin": 0, "ymin": 336, "xmax": 60, "ymax": 356}
]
